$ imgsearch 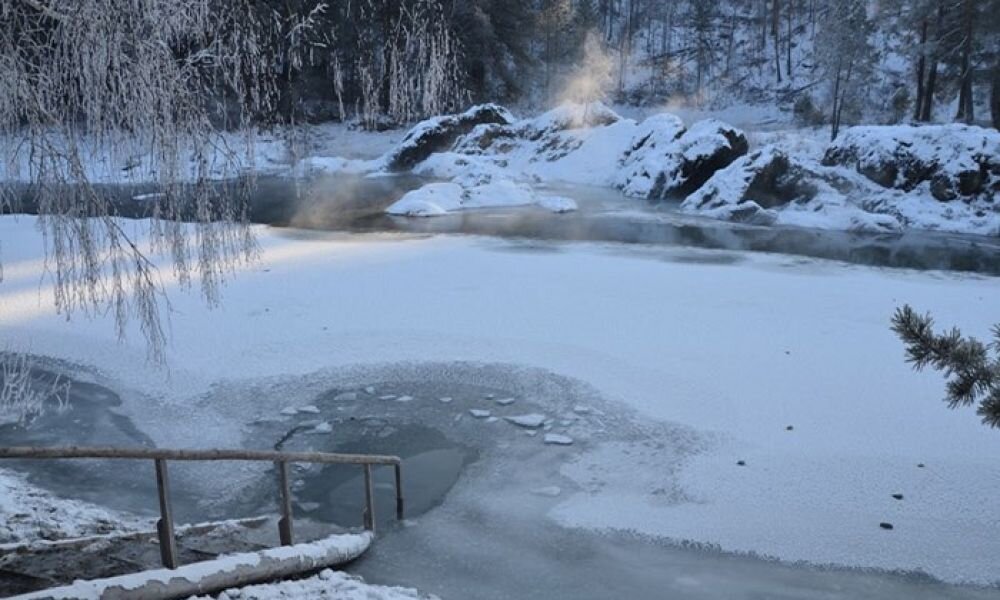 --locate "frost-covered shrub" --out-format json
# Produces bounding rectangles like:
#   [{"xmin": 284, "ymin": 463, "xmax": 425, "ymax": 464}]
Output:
[
  {"xmin": 0, "ymin": 352, "xmax": 69, "ymax": 426},
  {"xmin": 793, "ymin": 94, "xmax": 826, "ymax": 127},
  {"xmin": 887, "ymin": 87, "xmax": 911, "ymax": 125}
]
